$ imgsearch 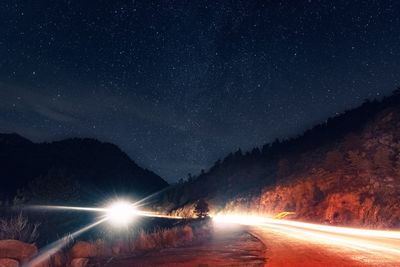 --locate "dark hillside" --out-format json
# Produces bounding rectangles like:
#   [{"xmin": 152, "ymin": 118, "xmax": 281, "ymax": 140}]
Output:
[
  {"xmin": 158, "ymin": 90, "xmax": 400, "ymax": 228},
  {"xmin": 0, "ymin": 135, "xmax": 168, "ymax": 204}
]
